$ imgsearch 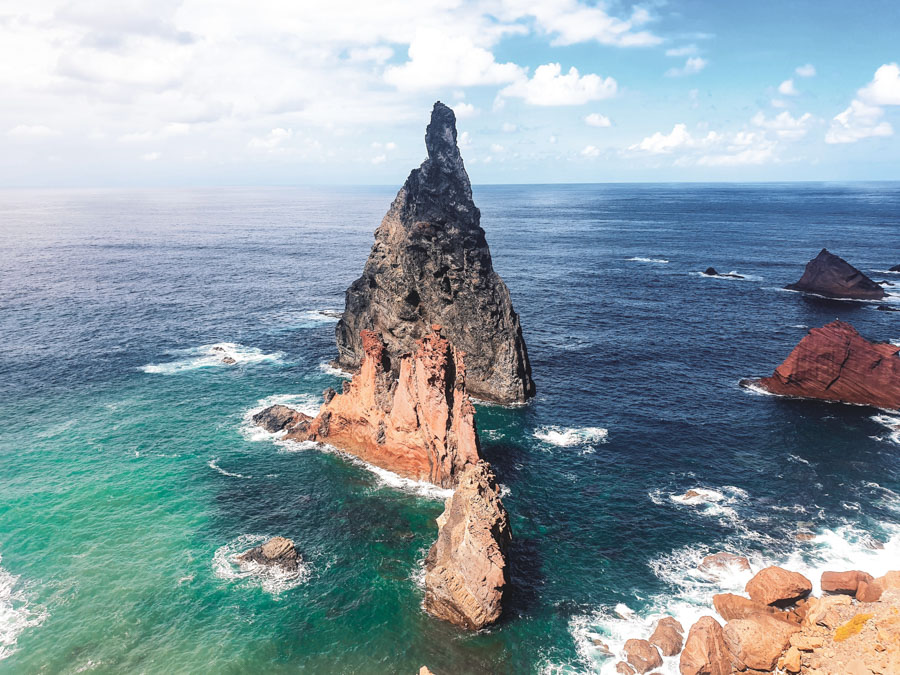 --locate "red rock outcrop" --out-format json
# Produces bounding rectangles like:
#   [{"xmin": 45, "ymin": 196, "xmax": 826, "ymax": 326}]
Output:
[
  {"xmin": 649, "ymin": 616, "xmax": 684, "ymax": 656},
  {"xmin": 724, "ymin": 614, "xmax": 800, "ymax": 671},
  {"xmin": 255, "ymin": 327, "xmax": 481, "ymax": 488},
  {"xmin": 423, "ymin": 460, "xmax": 511, "ymax": 630},
  {"xmin": 680, "ymin": 616, "xmax": 732, "ymax": 675},
  {"xmin": 745, "ymin": 566, "xmax": 812, "ymax": 606},
  {"xmin": 785, "ymin": 248, "xmax": 885, "ymax": 300},
  {"xmin": 820, "ymin": 570, "xmax": 874, "ymax": 596},
  {"xmin": 713, "ymin": 593, "xmax": 798, "ymax": 624},
  {"xmin": 624, "ymin": 638, "xmax": 662, "ymax": 673},
  {"xmin": 744, "ymin": 321, "xmax": 900, "ymax": 410}
]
